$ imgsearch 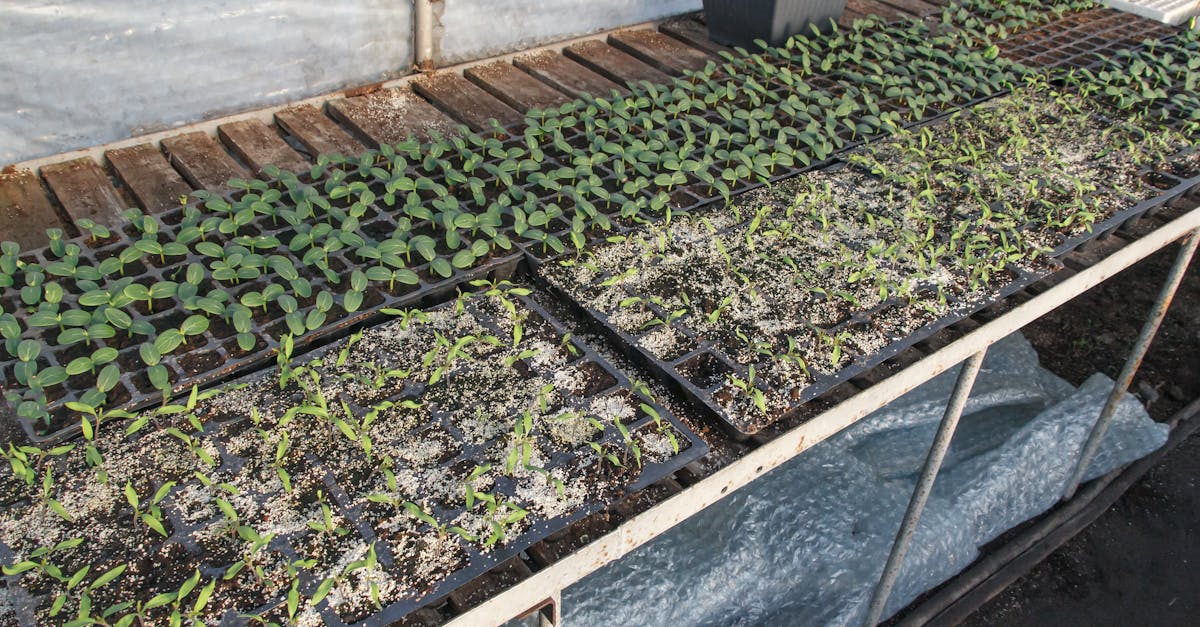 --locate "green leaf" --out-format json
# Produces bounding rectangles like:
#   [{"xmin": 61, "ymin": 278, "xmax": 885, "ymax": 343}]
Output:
[
  {"xmin": 155, "ymin": 329, "xmax": 184, "ymax": 354},
  {"xmin": 139, "ymin": 343, "xmax": 162, "ymax": 367},
  {"xmin": 37, "ymin": 366, "xmax": 68, "ymax": 387},
  {"xmin": 89, "ymin": 563, "xmax": 128, "ymax": 590},
  {"xmin": 104, "ymin": 308, "xmax": 133, "ymax": 329},
  {"xmin": 65, "ymin": 357, "xmax": 93, "ymax": 376},
  {"xmin": 430, "ymin": 258, "xmax": 453, "ymax": 278},
  {"xmin": 17, "ymin": 339, "xmax": 40, "ymax": 362},
  {"xmin": 344, "ymin": 290, "xmax": 363, "ymax": 312},
  {"xmin": 451, "ymin": 249, "xmax": 476, "ymax": 269},
  {"xmin": 96, "ymin": 364, "xmax": 120, "ymax": 393},
  {"xmin": 312, "ymin": 577, "xmax": 336, "ymax": 606},
  {"xmin": 147, "ymin": 364, "xmax": 171, "ymax": 391},
  {"xmin": 91, "ymin": 347, "xmax": 117, "ymax": 364},
  {"xmin": 180, "ymin": 315, "xmax": 209, "ymax": 336}
]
